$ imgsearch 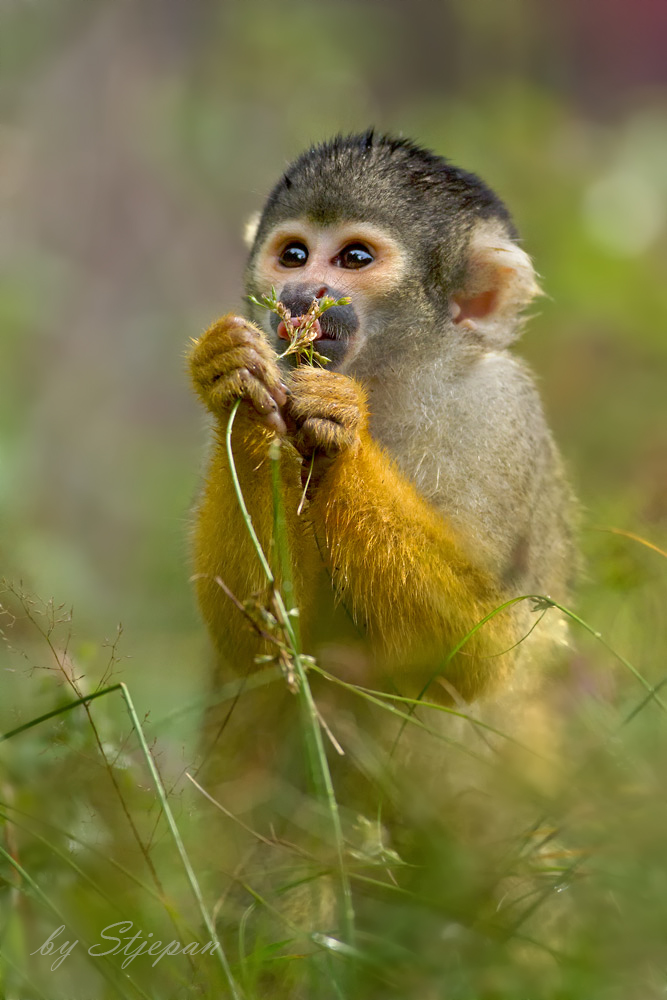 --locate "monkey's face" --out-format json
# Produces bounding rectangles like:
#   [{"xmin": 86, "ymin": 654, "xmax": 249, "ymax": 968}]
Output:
[{"xmin": 246, "ymin": 220, "xmax": 408, "ymax": 371}]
